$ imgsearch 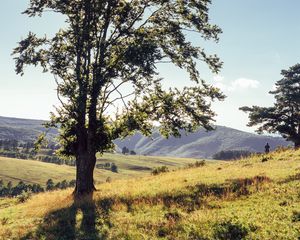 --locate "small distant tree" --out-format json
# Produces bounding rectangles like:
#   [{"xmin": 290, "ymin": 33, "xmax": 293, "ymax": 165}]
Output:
[
  {"xmin": 213, "ymin": 150, "xmax": 252, "ymax": 160},
  {"xmin": 122, "ymin": 147, "xmax": 129, "ymax": 155},
  {"xmin": 60, "ymin": 180, "xmax": 69, "ymax": 189},
  {"xmin": 46, "ymin": 179, "xmax": 54, "ymax": 191},
  {"xmin": 130, "ymin": 150, "xmax": 136, "ymax": 155},
  {"xmin": 7, "ymin": 181, "xmax": 12, "ymax": 190},
  {"xmin": 111, "ymin": 163, "xmax": 118, "ymax": 173},
  {"xmin": 12, "ymin": 181, "xmax": 28, "ymax": 196},
  {"xmin": 240, "ymin": 64, "xmax": 300, "ymax": 148},
  {"xmin": 104, "ymin": 162, "xmax": 111, "ymax": 168},
  {"xmin": 152, "ymin": 166, "xmax": 169, "ymax": 175},
  {"xmin": 55, "ymin": 182, "xmax": 62, "ymax": 189},
  {"xmin": 69, "ymin": 180, "xmax": 76, "ymax": 188},
  {"xmin": 31, "ymin": 184, "xmax": 44, "ymax": 193}
]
